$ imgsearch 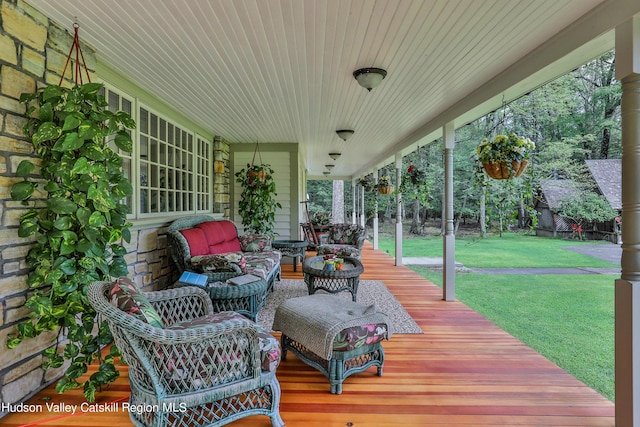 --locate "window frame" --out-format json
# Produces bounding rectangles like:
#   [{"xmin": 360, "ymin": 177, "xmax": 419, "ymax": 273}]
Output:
[{"xmin": 102, "ymin": 82, "xmax": 213, "ymax": 220}]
